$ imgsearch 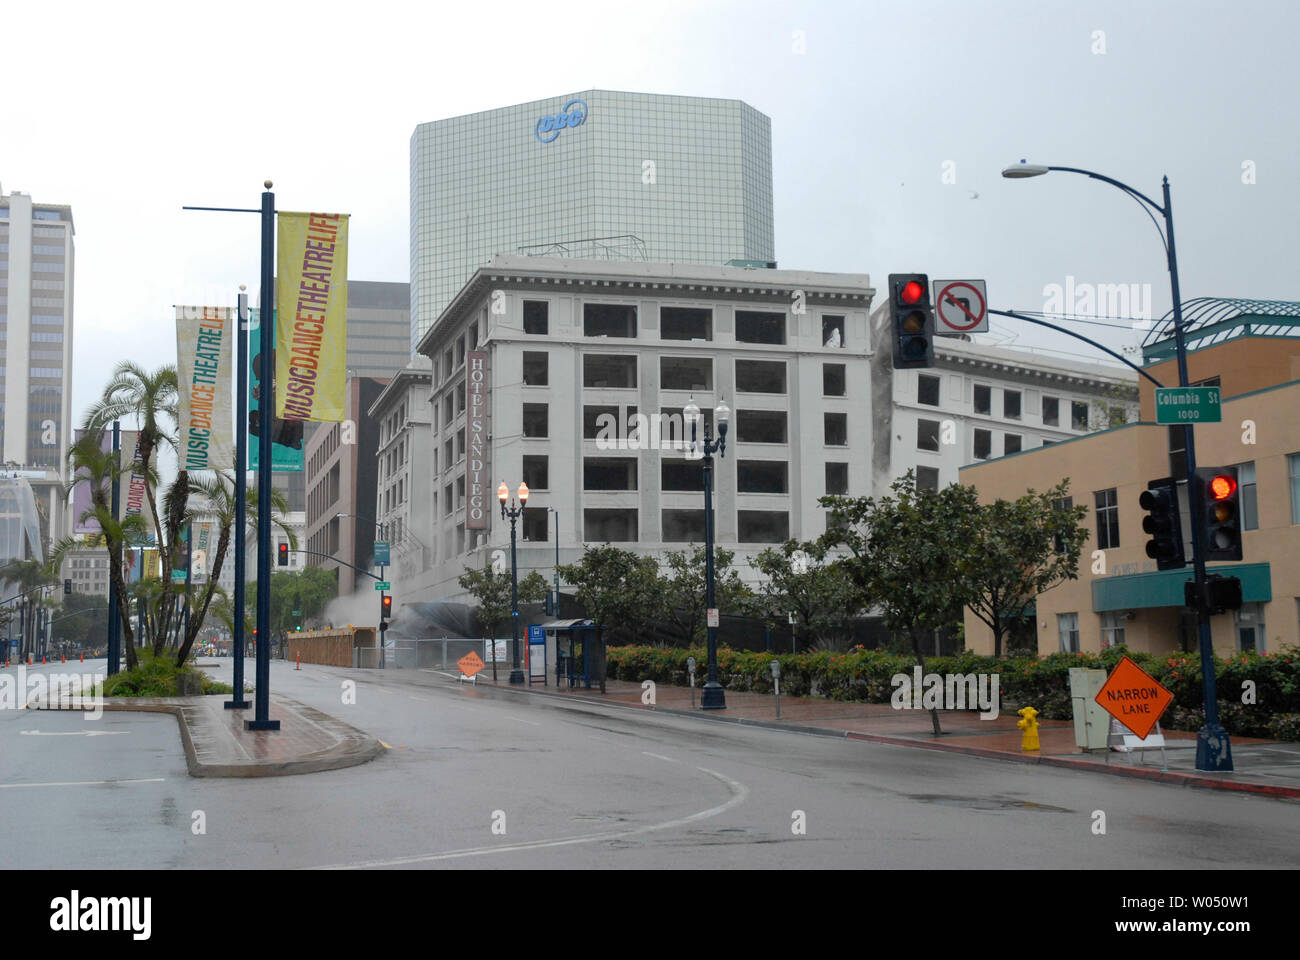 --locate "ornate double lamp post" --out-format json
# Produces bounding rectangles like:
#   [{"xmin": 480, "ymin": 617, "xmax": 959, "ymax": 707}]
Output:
[
  {"xmin": 684, "ymin": 397, "xmax": 730, "ymax": 710},
  {"xmin": 498, "ymin": 480, "xmax": 529, "ymax": 685}
]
